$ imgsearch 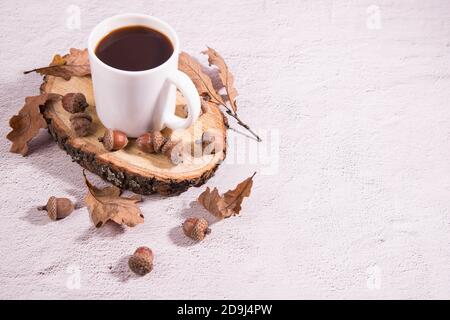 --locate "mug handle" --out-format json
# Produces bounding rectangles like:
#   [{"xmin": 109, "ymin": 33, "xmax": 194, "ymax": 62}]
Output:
[{"xmin": 163, "ymin": 69, "xmax": 201, "ymax": 130}]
